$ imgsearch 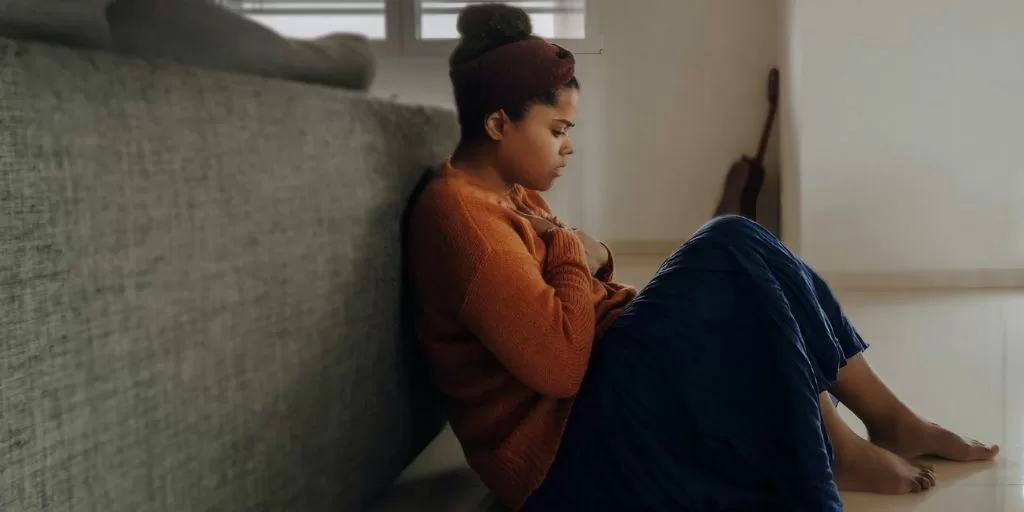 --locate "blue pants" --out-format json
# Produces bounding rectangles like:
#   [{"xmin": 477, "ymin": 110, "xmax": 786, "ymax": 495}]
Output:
[{"xmin": 523, "ymin": 216, "xmax": 867, "ymax": 512}]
